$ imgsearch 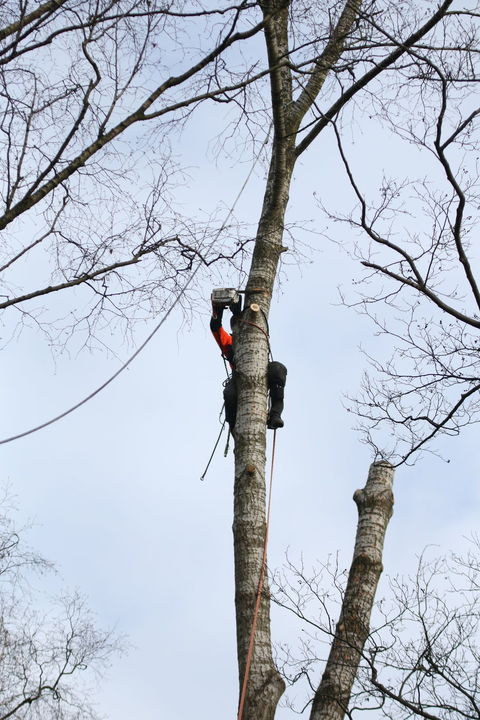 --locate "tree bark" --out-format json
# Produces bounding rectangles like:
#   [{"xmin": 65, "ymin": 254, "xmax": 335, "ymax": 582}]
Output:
[
  {"xmin": 309, "ymin": 461, "xmax": 395, "ymax": 720},
  {"xmin": 232, "ymin": 2, "xmax": 367, "ymax": 718},
  {"xmin": 232, "ymin": 168, "xmax": 294, "ymax": 720}
]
